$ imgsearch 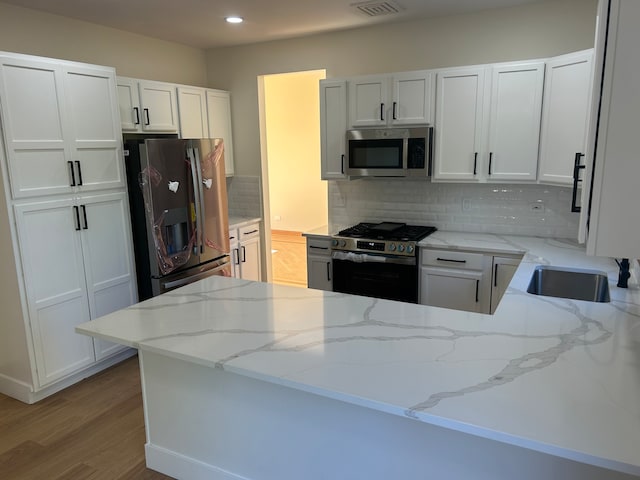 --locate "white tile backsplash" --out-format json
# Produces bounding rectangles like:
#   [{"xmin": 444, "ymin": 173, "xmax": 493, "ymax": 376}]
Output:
[
  {"xmin": 329, "ymin": 179, "xmax": 579, "ymax": 238},
  {"xmin": 227, "ymin": 175, "xmax": 262, "ymax": 218}
]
